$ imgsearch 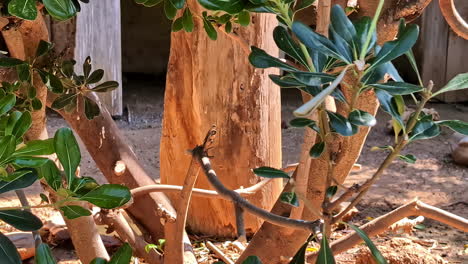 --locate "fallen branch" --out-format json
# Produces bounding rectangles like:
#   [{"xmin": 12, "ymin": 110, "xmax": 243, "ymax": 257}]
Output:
[
  {"xmin": 206, "ymin": 241, "xmax": 235, "ymax": 264},
  {"xmin": 307, "ymin": 199, "xmax": 468, "ymax": 262}
]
